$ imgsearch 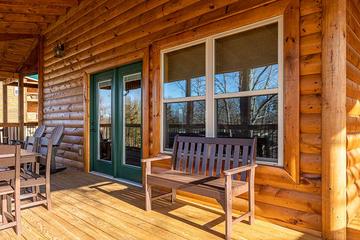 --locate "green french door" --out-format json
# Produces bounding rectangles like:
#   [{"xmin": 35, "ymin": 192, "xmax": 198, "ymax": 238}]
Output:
[{"xmin": 90, "ymin": 62, "xmax": 142, "ymax": 183}]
